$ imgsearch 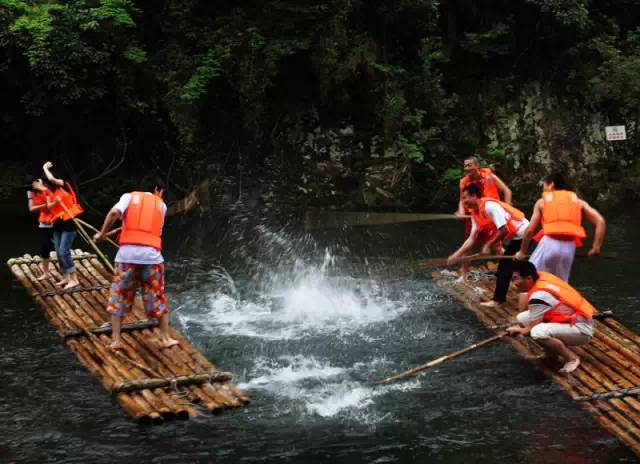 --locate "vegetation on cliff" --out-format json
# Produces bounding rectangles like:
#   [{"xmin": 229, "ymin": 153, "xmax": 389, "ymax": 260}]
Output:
[{"xmin": 2, "ymin": 1, "xmax": 640, "ymax": 209}]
